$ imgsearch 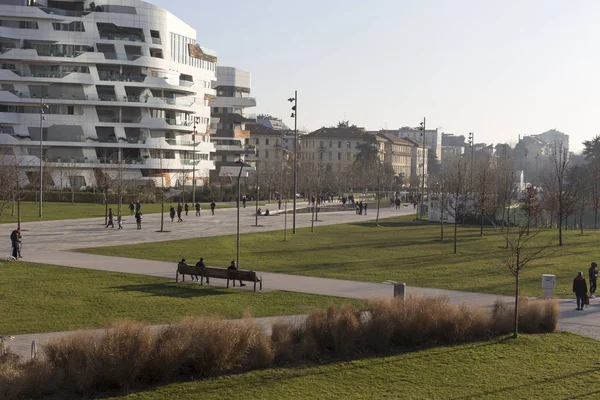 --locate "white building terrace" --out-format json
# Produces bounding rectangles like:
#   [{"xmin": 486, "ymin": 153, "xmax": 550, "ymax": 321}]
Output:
[{"xmin": 0, "ymin": 0, "xmax": 216, "ymax": 189}]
